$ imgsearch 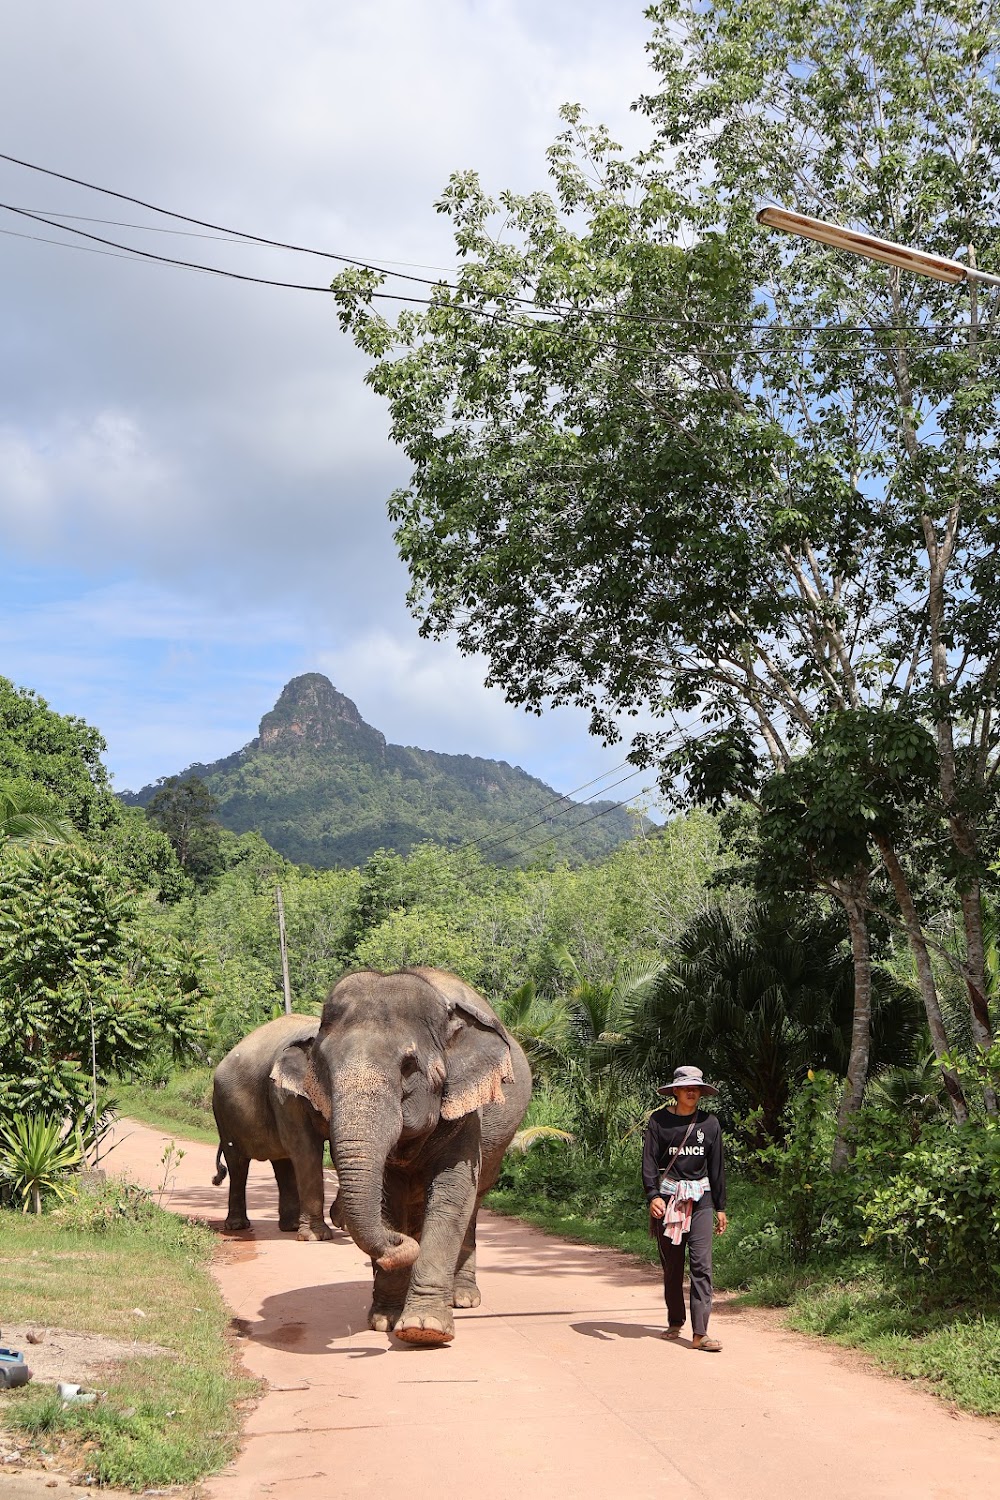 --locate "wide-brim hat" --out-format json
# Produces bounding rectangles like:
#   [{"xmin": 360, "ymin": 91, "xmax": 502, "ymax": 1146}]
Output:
[{"xmin": 657, "ymin": 1065, "xmax": 719, "ymax": 1098}]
